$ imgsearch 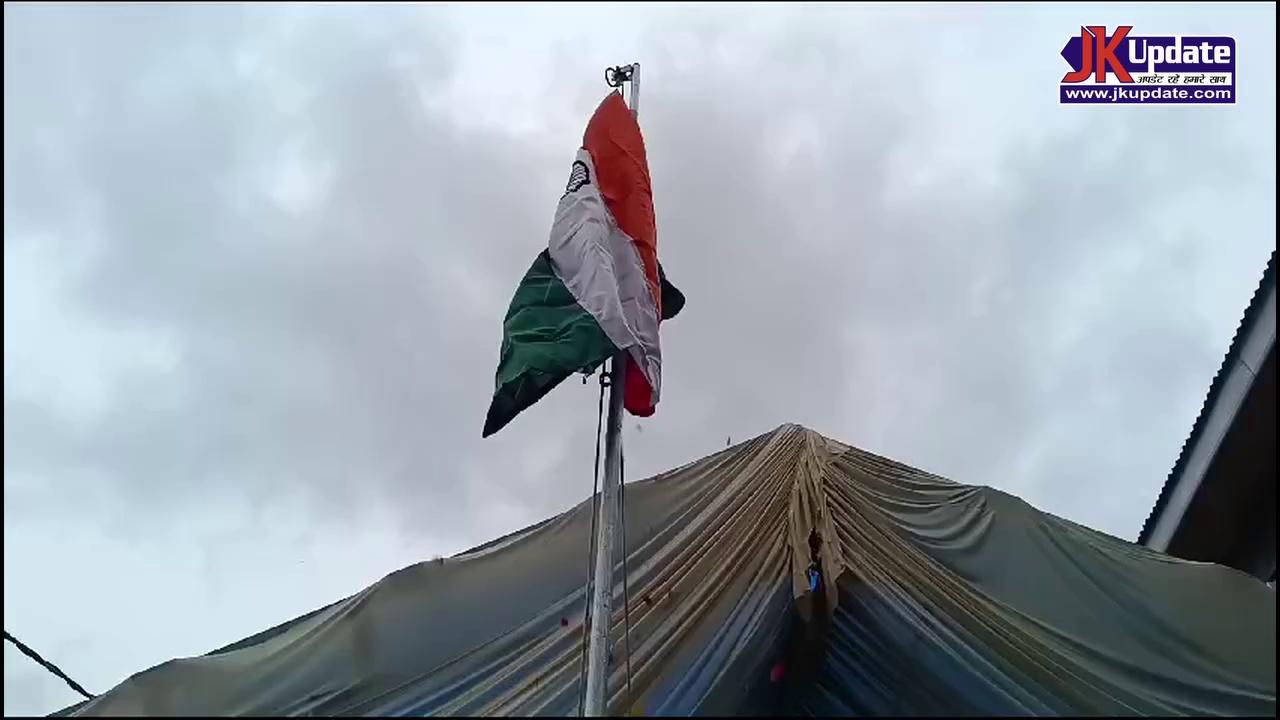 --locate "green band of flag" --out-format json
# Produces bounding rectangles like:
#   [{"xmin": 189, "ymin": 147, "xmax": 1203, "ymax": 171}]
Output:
[{"xmin": 483, "ymin": 250, "xmax": 615, "ymax": 437}]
